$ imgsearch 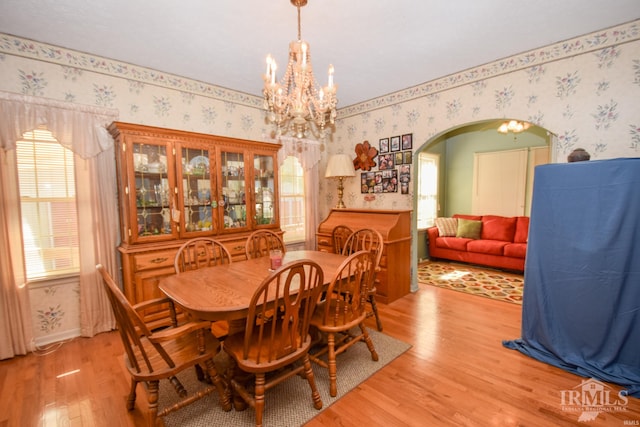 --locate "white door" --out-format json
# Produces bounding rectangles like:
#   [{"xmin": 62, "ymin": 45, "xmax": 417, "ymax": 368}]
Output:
[{"xmin": 472, "ymin": 148, "xmax": 528, "ymax": 216}]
